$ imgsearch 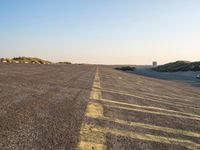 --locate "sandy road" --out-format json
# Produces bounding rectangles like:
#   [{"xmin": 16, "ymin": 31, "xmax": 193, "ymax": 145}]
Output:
[{"xmin": 0, "ymin": 64, "xmax": 200, "ymax": 149}]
